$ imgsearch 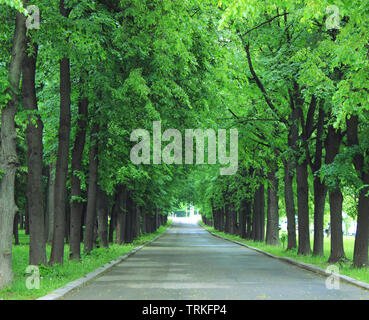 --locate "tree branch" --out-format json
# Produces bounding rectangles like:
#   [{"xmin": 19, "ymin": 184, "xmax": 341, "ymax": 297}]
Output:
[
  {"xmin": 239, "ymin": 13, "xmax": 289, "ymax": 38},
  {"xmin": 242, "ymin": 41, "xmax": 288, "ymax": 126}
]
